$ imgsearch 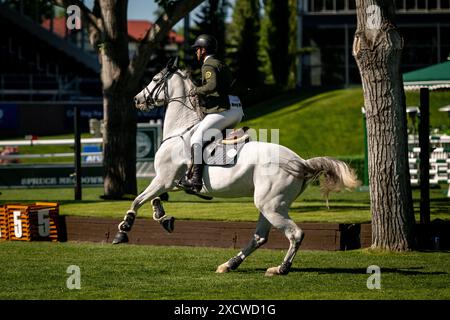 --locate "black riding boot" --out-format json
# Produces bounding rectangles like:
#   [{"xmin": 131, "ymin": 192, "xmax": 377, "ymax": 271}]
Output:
[{"xmin": 181, "ymin": 144, "xmax": 203, "ymax": 193}]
